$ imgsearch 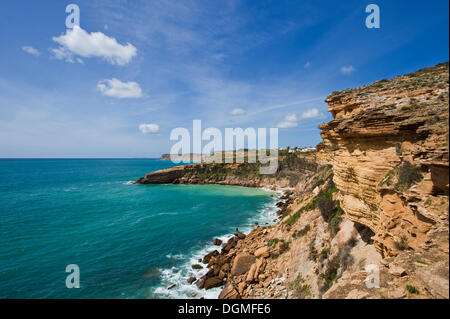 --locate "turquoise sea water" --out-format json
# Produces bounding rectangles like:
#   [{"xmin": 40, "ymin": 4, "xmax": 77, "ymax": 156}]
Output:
[{"xmin": 0, "ymin": 159, "xmax": 278, "ymax": 298}]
